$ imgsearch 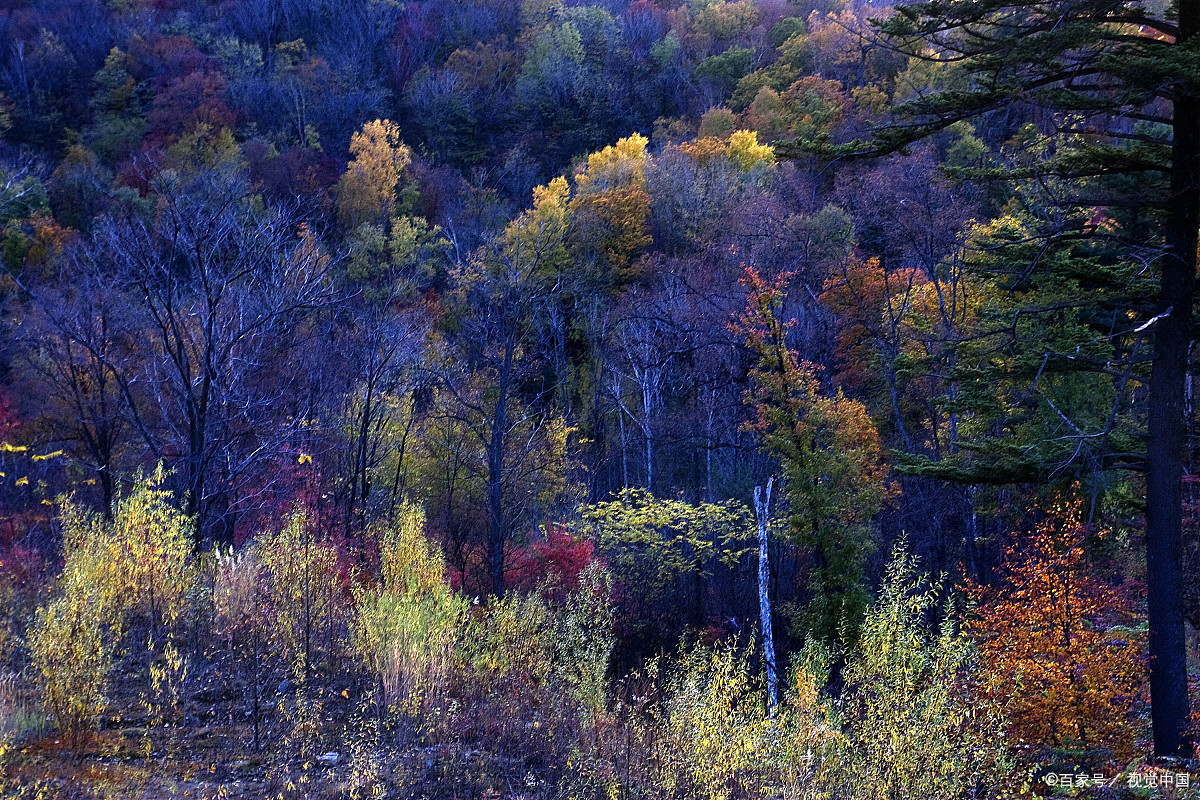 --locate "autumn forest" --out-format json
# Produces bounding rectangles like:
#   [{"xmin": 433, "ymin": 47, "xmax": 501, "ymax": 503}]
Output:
[{"xmin": 0, "ymin": 0, "xmax": 1195, "ymax": 797}]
